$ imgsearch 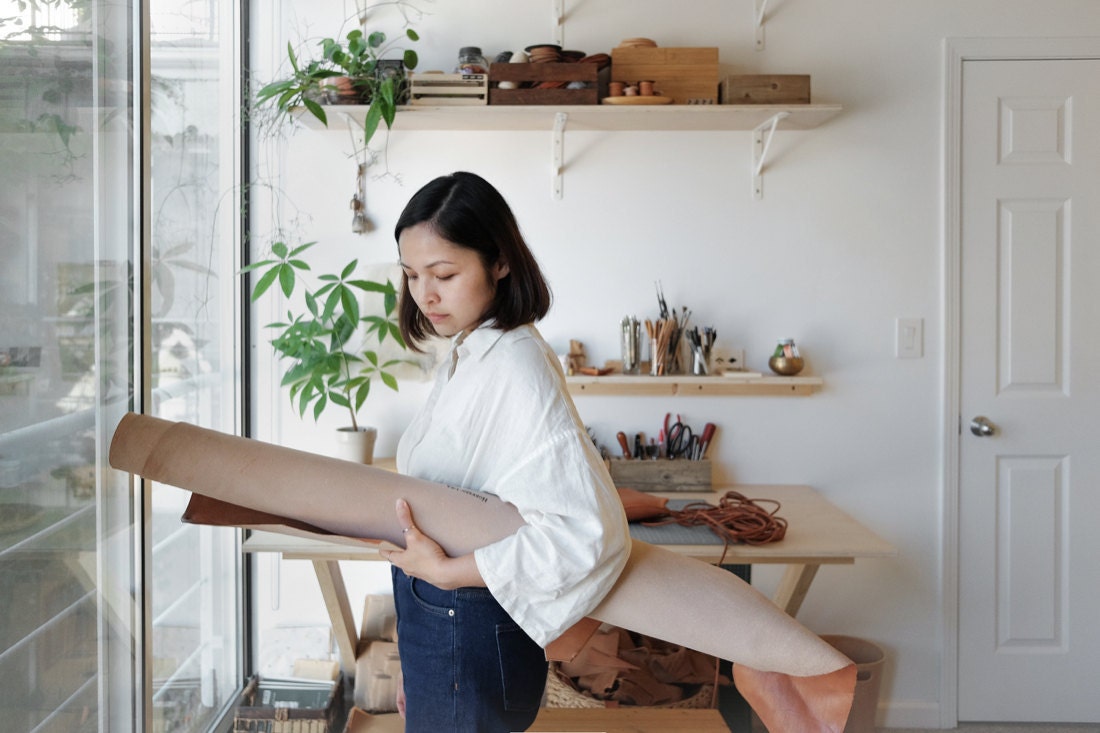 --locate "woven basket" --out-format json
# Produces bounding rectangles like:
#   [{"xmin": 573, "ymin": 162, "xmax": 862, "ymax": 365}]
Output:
[{"xmin": 544, "ymin": 662, "xmax": 714, "ymax": 710}]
